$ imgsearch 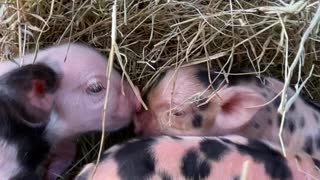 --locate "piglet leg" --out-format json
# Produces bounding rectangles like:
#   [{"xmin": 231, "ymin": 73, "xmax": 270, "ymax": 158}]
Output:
[{"xmin": 44, "ymin": 140, "xmax": 76, "ymax": 180}]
